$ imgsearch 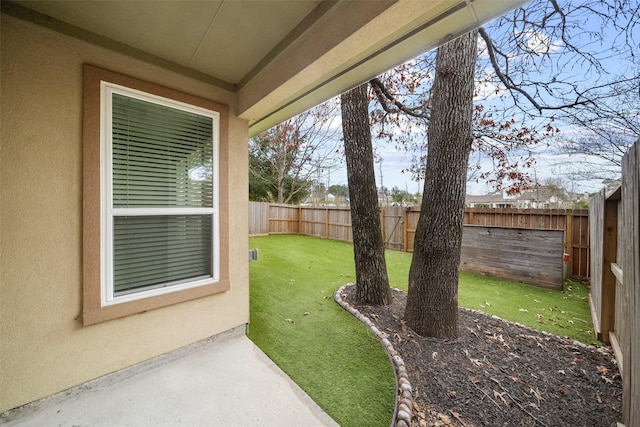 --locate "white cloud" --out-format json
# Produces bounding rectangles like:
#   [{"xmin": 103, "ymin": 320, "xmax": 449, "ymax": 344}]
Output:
[{"xmin": 516, "ymin": 29, "xmax": 562, "ymax": 56}]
